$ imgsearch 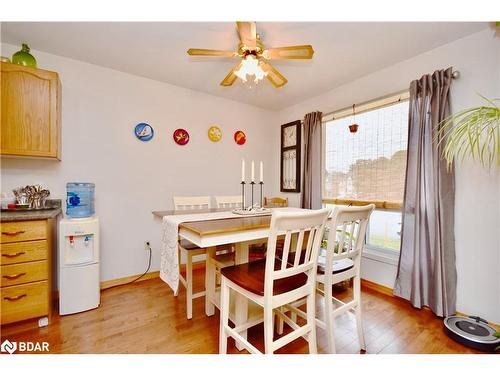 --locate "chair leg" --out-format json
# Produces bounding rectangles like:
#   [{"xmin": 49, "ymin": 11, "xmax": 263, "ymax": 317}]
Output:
[
  {"xmin": 353, "ymin": 276, "xmax": 366, "ymax": 351},
  {"xmin": 306, "ymin": 291, "xmax": 318, "ymax": 354},
  {"xmin": 174, "ymin": 247, "xmax": 182, "ymax": 297},
  {"xmin": 324, "ymin": 283, "xmax": 336, "ymax": 354},
  {"xmin": 219, "ymin": 278, "xmax": 230, "ymax": 354},
  {"xmin": 277, "ymin": 307, "xmax": 284, "ymax": 335},
  {"xmin": 186, "ymin": 252, "xmax": 193, "ymax": 320},
  {"xmin": 263, "ymin": 306, "xmax": 274, "ymax": 354},
  {"xmin": 205, "ymin": 247, "xmax": 216, "ymax": 316}
]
